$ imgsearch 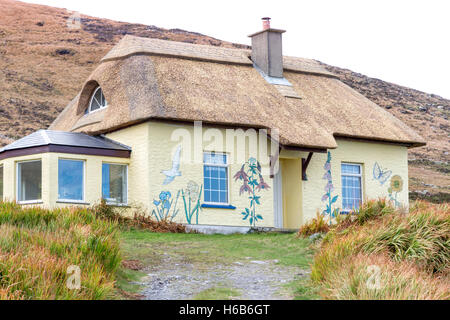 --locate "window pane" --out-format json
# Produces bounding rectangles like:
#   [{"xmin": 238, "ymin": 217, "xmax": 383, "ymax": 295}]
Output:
[
  {"xmin": 204, "ymin": 177, "xmax": 211, "ymax": 189},
  {"xmin": 203, "ymin": 152, "xmax": 228, "ymax": 204},
  {"xmin": 18, "ymin": 161, "xmax": 42, "ymax": 202},
  {"xmin": 218, "ymin": 167, "xmax": 226, "ymax": 179},
  {"xmin": 102, "ymin": 164, "xmax": 127, "ymax": 204},
  {"xmin": 204, "ymin": 166, "xmax": 210, "ymax": 177},
  {"xmin": 90, "ymin": 99, "xmax": 101, "ymax": 111},
  {"xmin": 342, "ymin": 163, "xmax": 361, "ymax": 175},
  {"xmin": 0, "ymin": 166, "xmax": 3, "ymax": 200},
  {"xmin": 341, "ymin": 164, "xmax": 362, "ymax": 211},
  {"xmin": 203, "ymin": 153, "xmax": 211, "ymax": 163},
  {"xmin": 89, "ymin": 88, "xmax": 107, "ymax": 112},
  {"xmin": 210, "ymin": 167, "xmax": 219, "ymax": 178},
  {"xmin": 203, "ymin": 152, "xmax": 227, "ymax": 165},
  {"xmin": 211, "ymin": 191, "xmax": 219, "ymax": 203},
  {"xmin": 58, "ymin": 159, "xmax": 84, "ymax": 201},
  {"xmin": 219, "ymin": 178, "xmax": 227, "ymax": 190},
  {"xmin": 219, "ymin": 191, "xmax": 228, "ymax": 203},
  {"xmin": 211, "ymin": 178, "xmax": 219, "ymax": 190}
]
